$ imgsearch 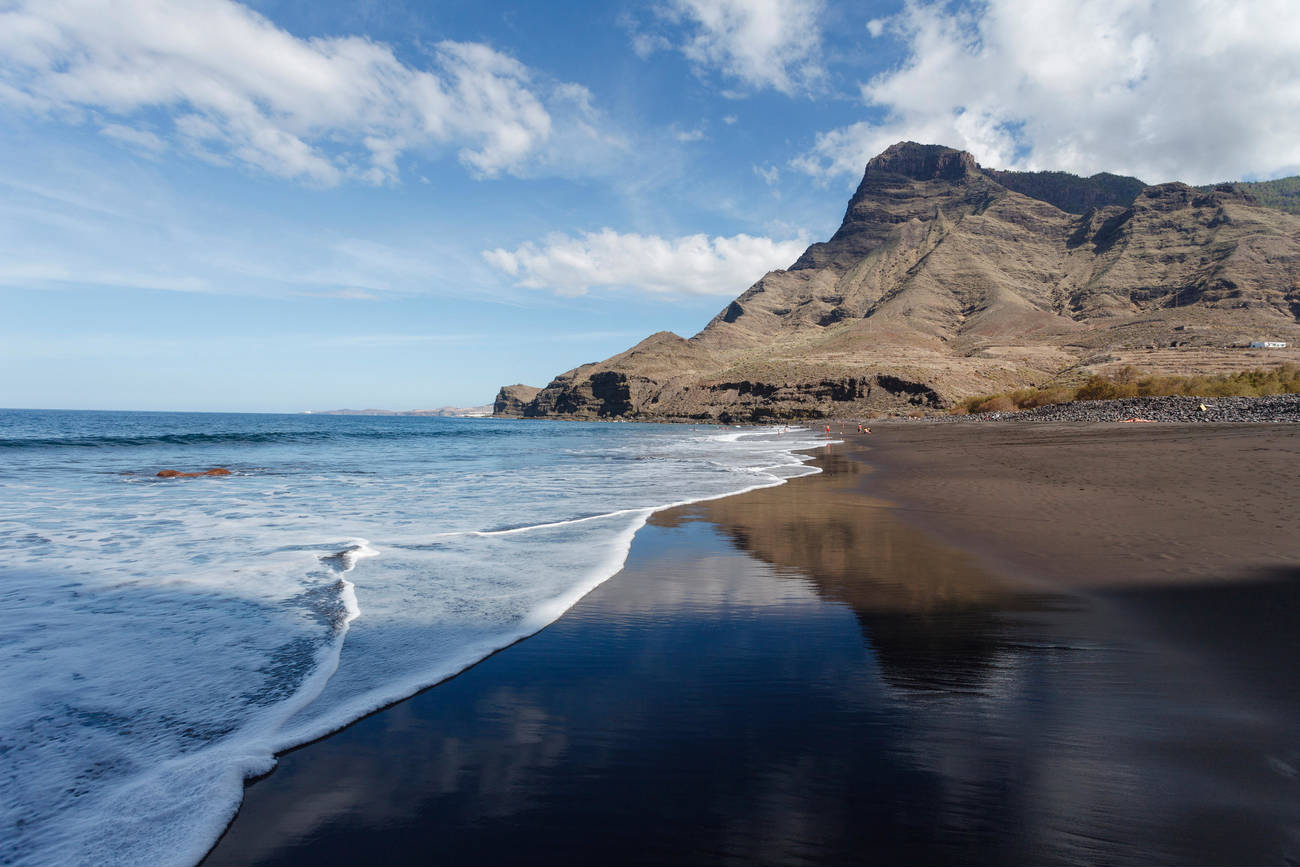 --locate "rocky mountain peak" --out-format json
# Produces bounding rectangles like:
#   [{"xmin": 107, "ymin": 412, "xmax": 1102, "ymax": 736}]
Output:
[
  {"xmin": 791, "ymin": 142, "xmax": 991, "ymax": 272},
  {"xmin": 865, "ymin": 141, "xmax": 979, "ymax": 182},
  {"xmin": 497, "ymin": 142, "xmax": 1300, "ymax": 423}
]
